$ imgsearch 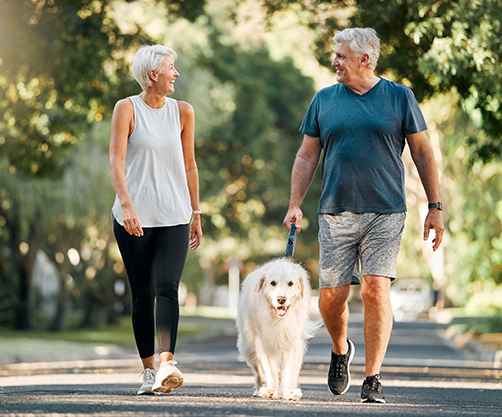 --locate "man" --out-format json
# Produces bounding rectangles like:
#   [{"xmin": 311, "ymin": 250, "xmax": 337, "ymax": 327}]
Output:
[{"xmin": 283, "ymin": 27, "xmax": 444, "ymax": 403}]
